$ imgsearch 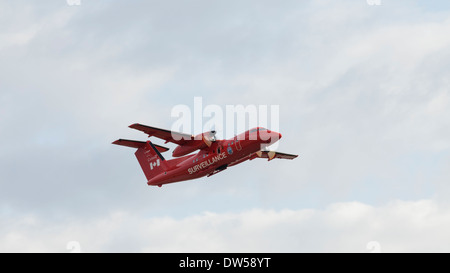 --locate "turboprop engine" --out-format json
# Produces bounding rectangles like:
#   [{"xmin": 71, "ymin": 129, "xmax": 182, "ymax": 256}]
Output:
[{"xmin": 172, "ymin": 130, "xmax": 216, "ymax": 157}]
